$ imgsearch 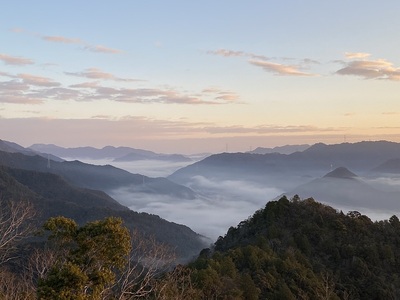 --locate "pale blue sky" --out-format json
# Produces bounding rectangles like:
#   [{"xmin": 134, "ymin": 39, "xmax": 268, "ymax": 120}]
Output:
[{"xmin": 1, "ymin": 1, "xmax": 400, "ymax": 153}]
